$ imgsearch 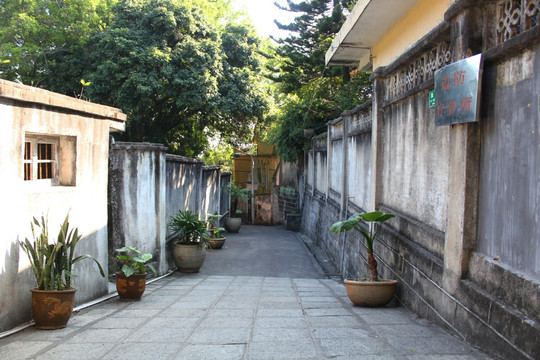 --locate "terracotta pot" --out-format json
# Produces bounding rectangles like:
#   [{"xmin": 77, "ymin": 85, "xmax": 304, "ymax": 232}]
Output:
[
  {"xmin": 30, "ymin": 289, "xmax": 76, "ymax": 329},
  {"xmin": 116, "ymin": 272, "xmax": 147, "ymax": 301},
  {"xmin": 173, "ymin": 243, "xmax": 206, "ymax": 273},
  {"xmin": 206, "ymin": 237, "xmax": 226, "ymax": 249},
  {"xmin": 224, "ymin": 217, "xmax": 242, "ymax": 233},
  {"xmin": 344, "ymin": 279, "xmax": 398, "ymax": 307}
]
